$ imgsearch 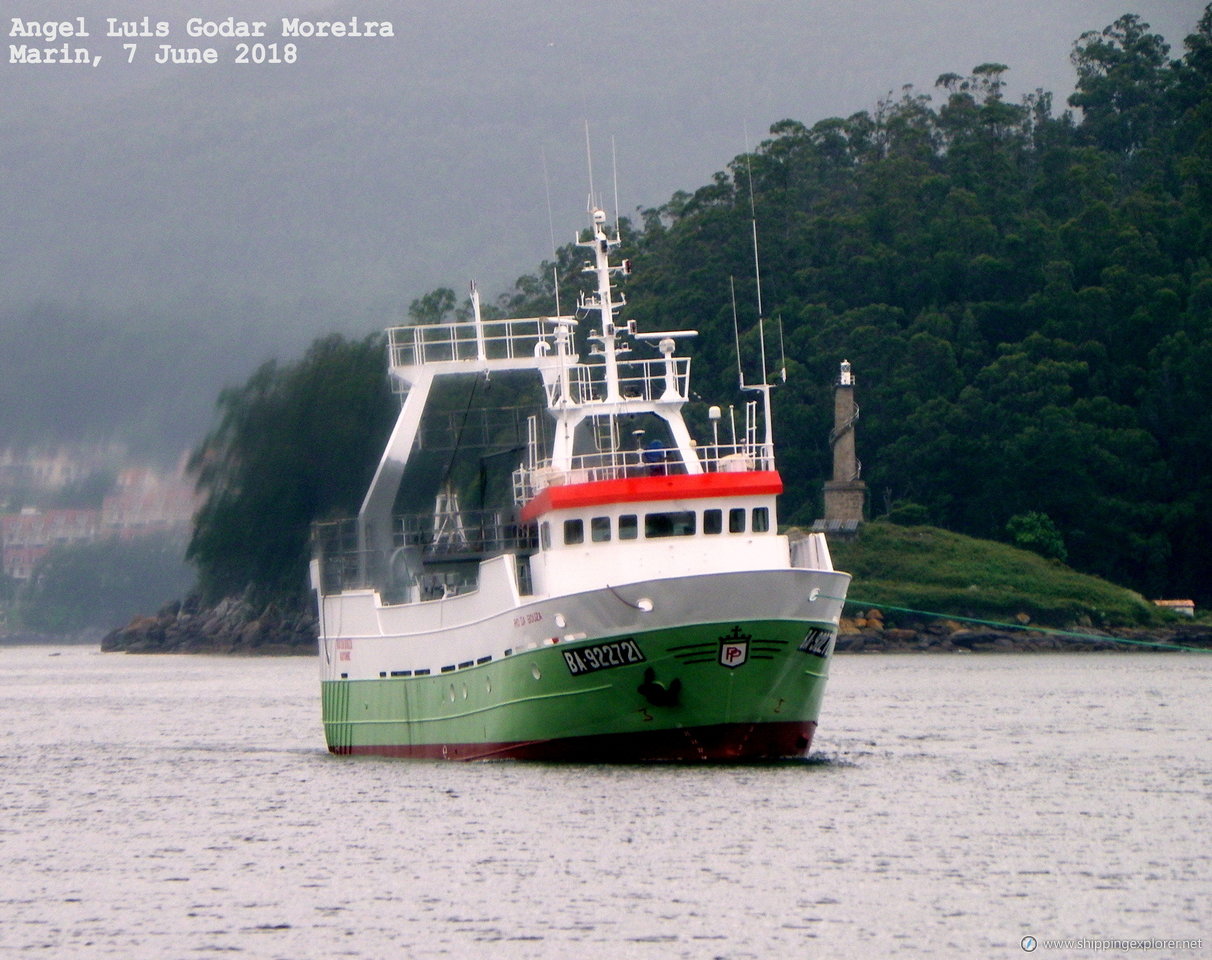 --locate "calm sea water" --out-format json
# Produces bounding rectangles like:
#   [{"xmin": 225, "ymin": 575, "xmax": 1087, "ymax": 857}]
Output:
[{"xmin": 1, "ymin": 646, "xmax": 1208, "ymax": 960}]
